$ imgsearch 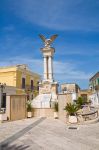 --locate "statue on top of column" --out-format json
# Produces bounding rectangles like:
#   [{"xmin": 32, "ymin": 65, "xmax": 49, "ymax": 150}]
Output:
[{"xmin": 39, "ymin": 34, "xmax": 58, "ymax": 48}]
